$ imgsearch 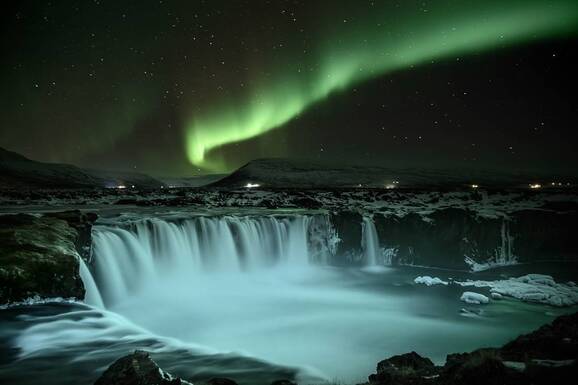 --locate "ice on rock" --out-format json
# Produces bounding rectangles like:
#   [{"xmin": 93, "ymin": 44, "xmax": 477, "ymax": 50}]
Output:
[
  {"xmin": 460, "ymin": 291, "xmax": 490, "ymax": 304},
  {"xmin": 414, "ymin": 276, "xmax": 448, "ymax": 286},
  {"xmin": 457, "ymin": 274, "xmax": 578, "ymax": 307},
  {"xmin": 517, "ymin": 274, "xmax": 555, "ymax": 286}
]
